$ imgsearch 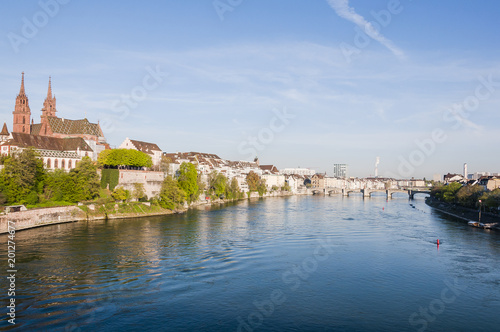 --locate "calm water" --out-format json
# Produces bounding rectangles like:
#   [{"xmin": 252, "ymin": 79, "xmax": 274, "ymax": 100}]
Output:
[{"xmin": 2, "ymin": 195, "xmax": 500, "ymax": 331}]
